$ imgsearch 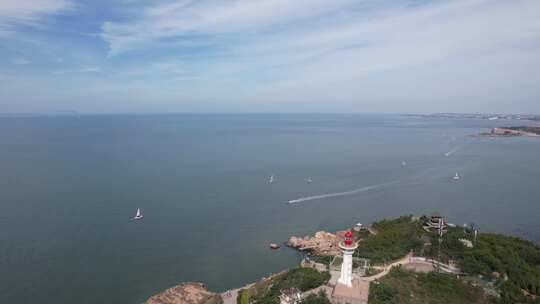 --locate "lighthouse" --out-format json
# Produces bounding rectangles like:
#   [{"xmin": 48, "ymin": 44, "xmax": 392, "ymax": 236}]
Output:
[{"xmin": 338, "ymin": 231, "xmax": 358, "ymax": 287}]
